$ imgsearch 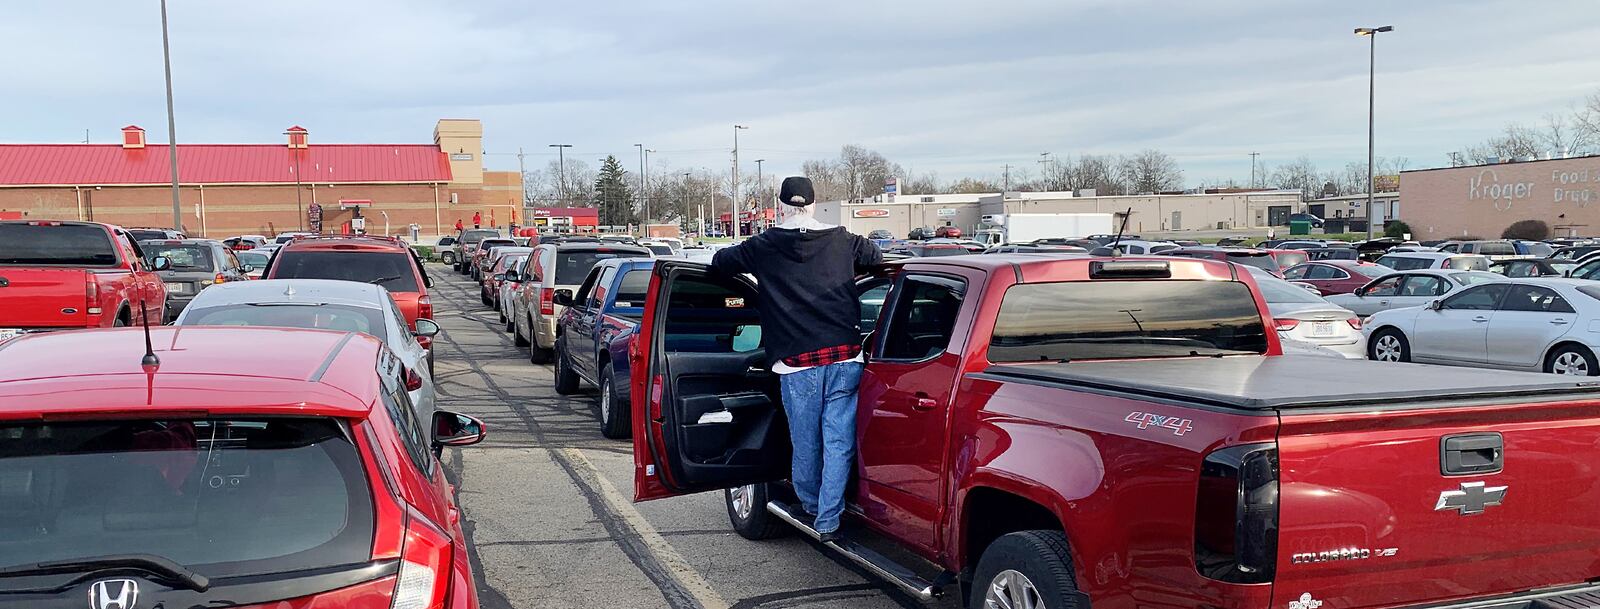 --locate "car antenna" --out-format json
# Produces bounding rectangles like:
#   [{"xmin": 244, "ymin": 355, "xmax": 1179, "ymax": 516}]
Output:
[
  {"xmin": 1109, "ymin": 207, "xmax": 1133, "ymax": 257},
  {"xmin": 139, "ymin": 297, "xmax": 160, "ymax": 370}
]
